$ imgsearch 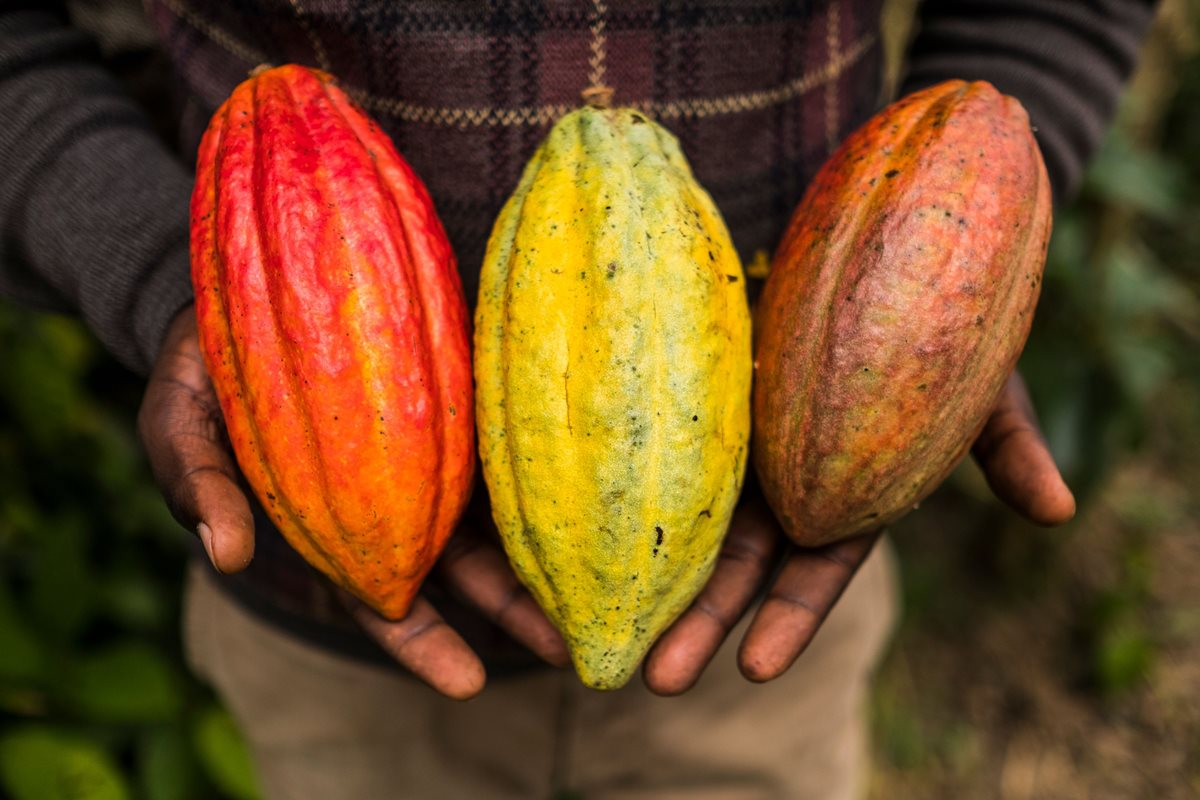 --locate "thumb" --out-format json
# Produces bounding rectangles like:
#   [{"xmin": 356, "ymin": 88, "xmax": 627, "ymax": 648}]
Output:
[
  {"xmin": 138, "ymin": 307, "xmax": 255, "ymax": 572},
  {"xmin": 972, "ymin": 372, "xmax": 1076, "ymax": 527}
]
